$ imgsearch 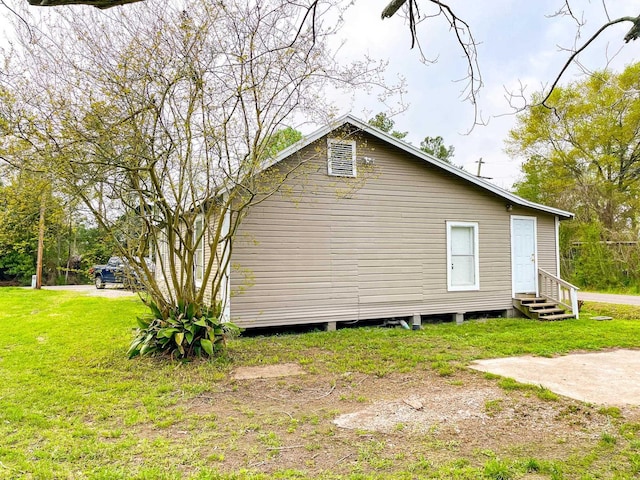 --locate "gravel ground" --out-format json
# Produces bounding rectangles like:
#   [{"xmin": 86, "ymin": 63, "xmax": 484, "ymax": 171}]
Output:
[{"xmin": 42, "ymin": 284, "xmax": 137, "ymax": 297}]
